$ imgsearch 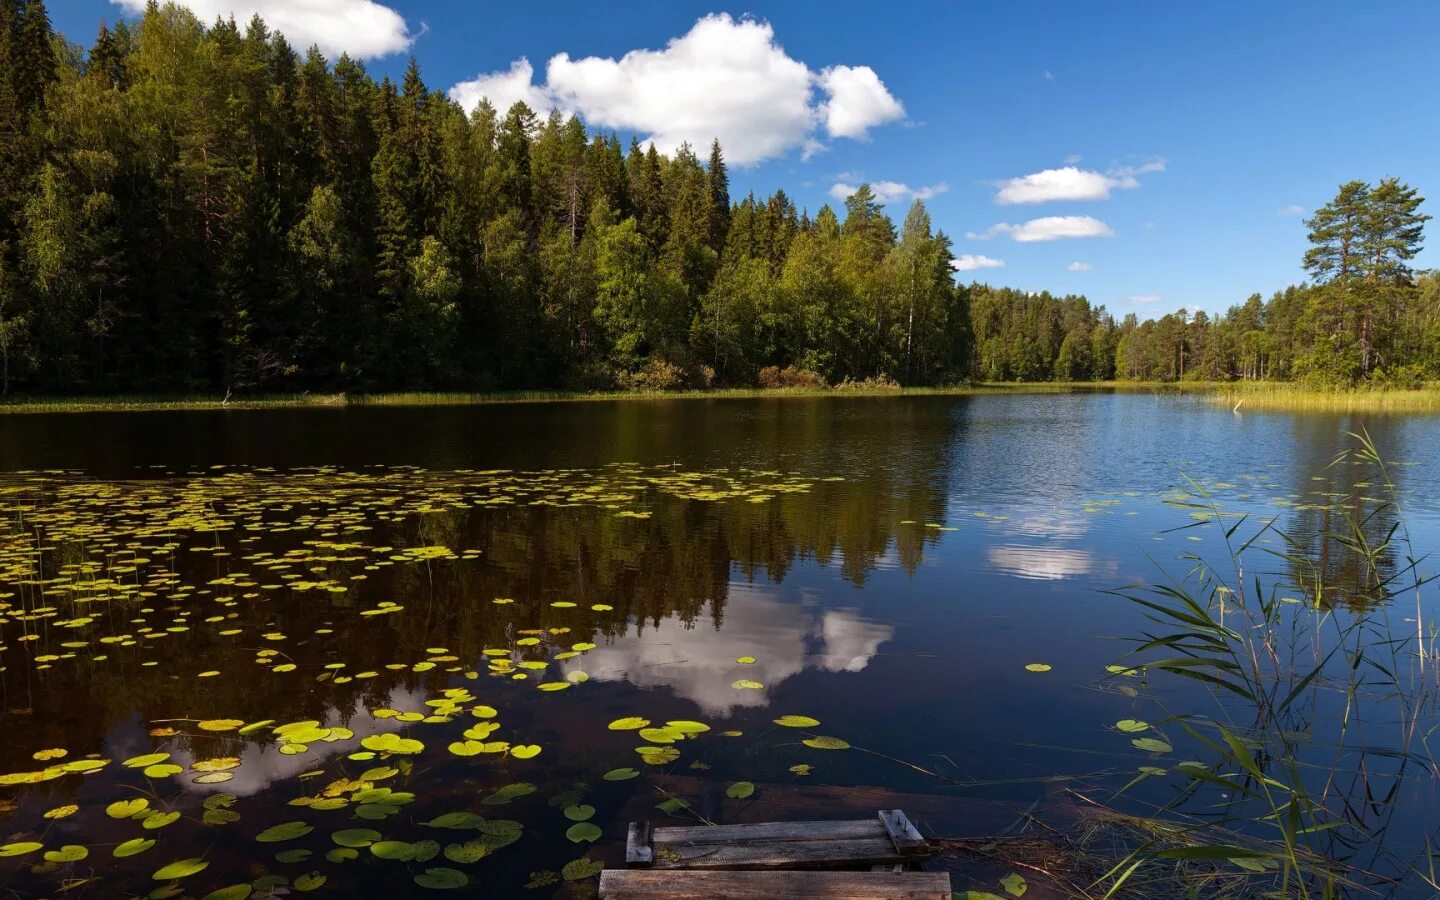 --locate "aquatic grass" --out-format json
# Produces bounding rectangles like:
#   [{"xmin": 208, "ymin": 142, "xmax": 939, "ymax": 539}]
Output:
[{"xmin": 1095, "ymin": 429, "xmax": 1437, "ymax": 897}]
